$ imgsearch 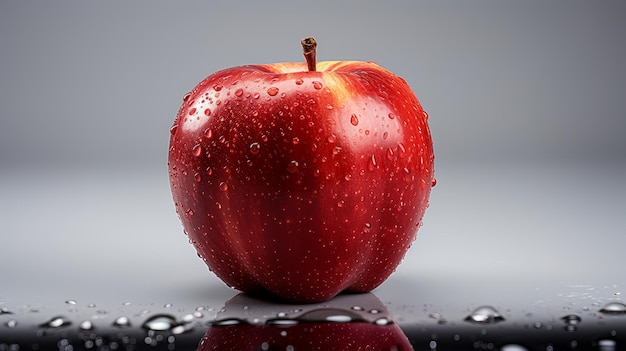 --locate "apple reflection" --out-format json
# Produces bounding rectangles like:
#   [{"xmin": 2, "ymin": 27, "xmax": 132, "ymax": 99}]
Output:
[{"xmin": 197, "ymin": 292, "xmax": 413, "ymax": 350}]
